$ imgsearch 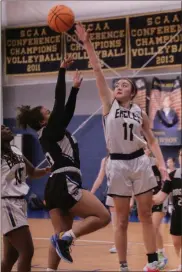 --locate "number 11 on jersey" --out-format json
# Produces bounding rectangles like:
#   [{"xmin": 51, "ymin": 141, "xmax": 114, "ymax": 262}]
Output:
[{"xmin": 123, "ymin": 122, "xmax": 134, "ymax": 141}]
